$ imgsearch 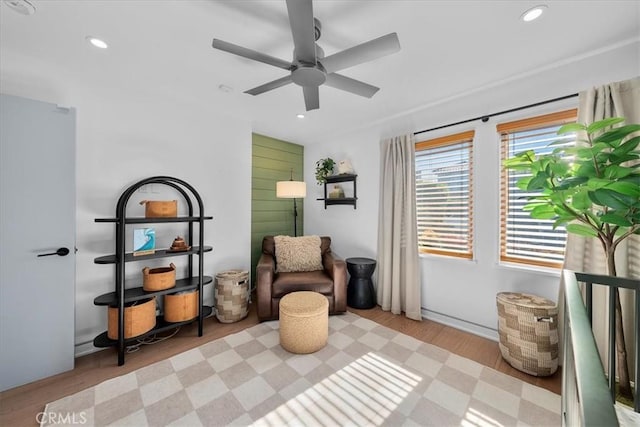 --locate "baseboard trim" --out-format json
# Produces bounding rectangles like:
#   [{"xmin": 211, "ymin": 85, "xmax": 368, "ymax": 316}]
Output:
[
  {"xmin": 75, "ymin": 341, "xmax": 101, "ymax": 358},
  {"xmin": 421, "ymin": 308, "xmax": 499, "ymax": 342},
  {"xmin": 76, "ymin": 309, "xmax": 499, "ymax": 356}
]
